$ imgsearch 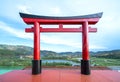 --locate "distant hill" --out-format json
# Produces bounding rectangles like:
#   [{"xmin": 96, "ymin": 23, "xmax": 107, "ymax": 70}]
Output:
[
  {"xmin": 0, "ymin": 44, "xmax": 33, "ymax": 56},
  {"xmin": 59, "ymin": 52, "xmax": 82, "ymax": 56},
  {"xmin": 0, "ymin": 44, "xmax": 120, "ymax": 59},
  {"xmin": 41, "ymin": 50, "xmax": 59, "ymax": 57},
  {"xmin": 93, "ymin": 50, "xmax": 120, "ymax": 59}
]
